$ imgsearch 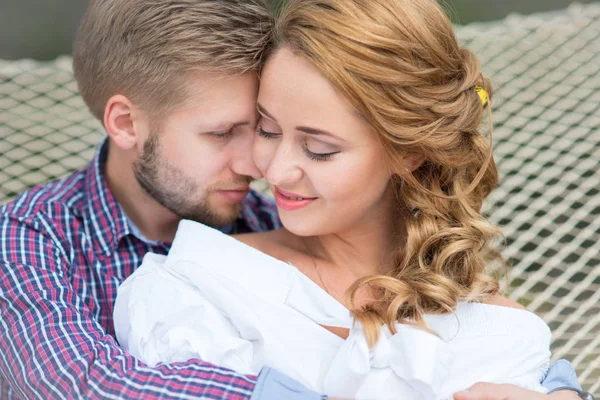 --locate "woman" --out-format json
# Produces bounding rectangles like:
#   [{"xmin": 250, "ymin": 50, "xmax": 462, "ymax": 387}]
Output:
[{"xmin": 114, "ymin": 0, "xmax": 551, "ymax": 398}]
